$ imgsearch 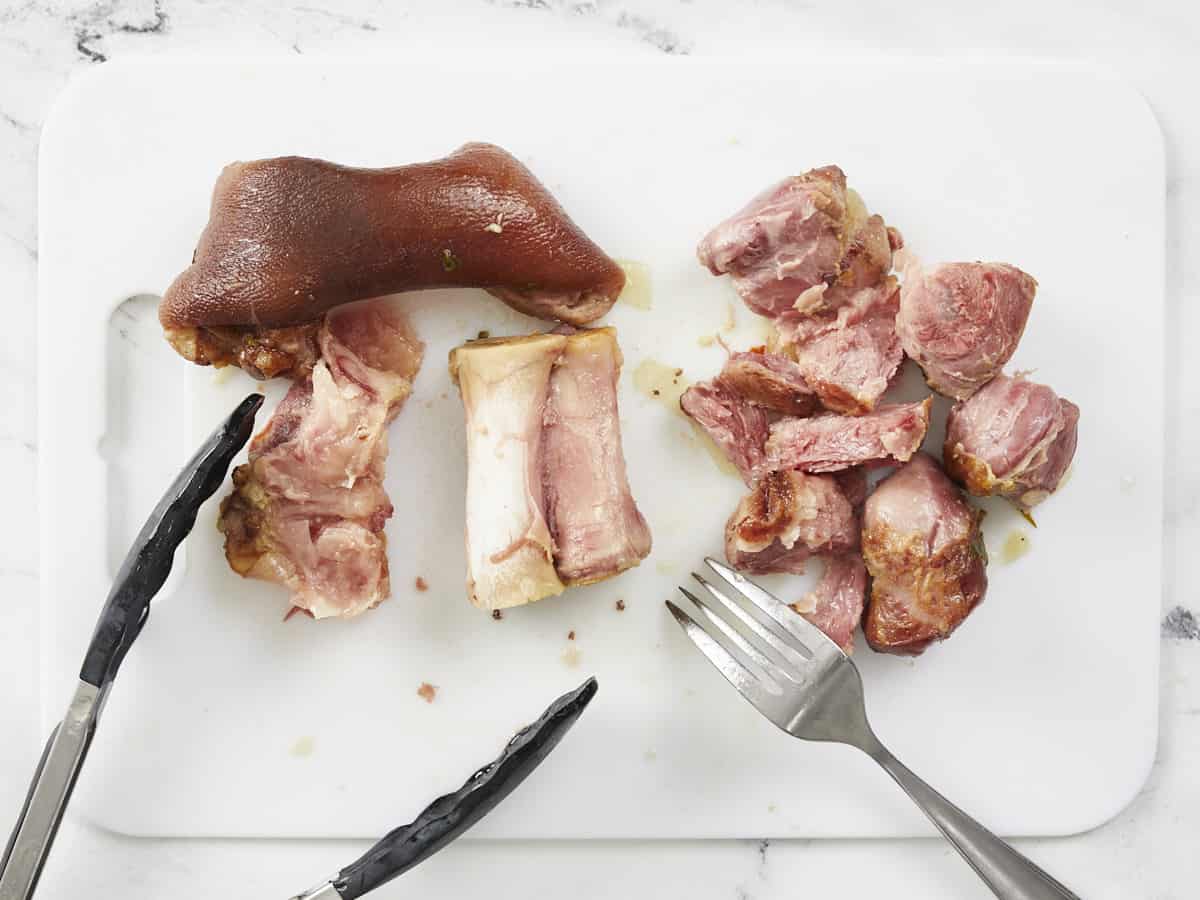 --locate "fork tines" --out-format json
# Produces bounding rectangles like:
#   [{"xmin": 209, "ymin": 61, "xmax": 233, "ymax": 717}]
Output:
[{"xmin": 667, "ymin": 558, "xmax": 846, "ymax": 706}]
